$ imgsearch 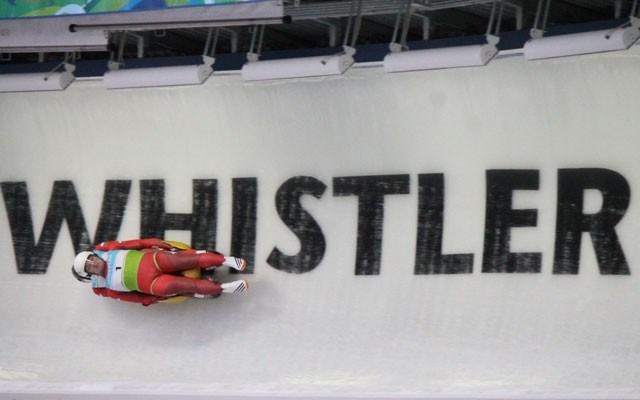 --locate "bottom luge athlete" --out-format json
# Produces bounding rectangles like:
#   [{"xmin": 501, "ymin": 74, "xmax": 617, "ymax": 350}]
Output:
[{"xmin": 72, "ymin": 238, "xmax": 248, "ymax": 306}]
